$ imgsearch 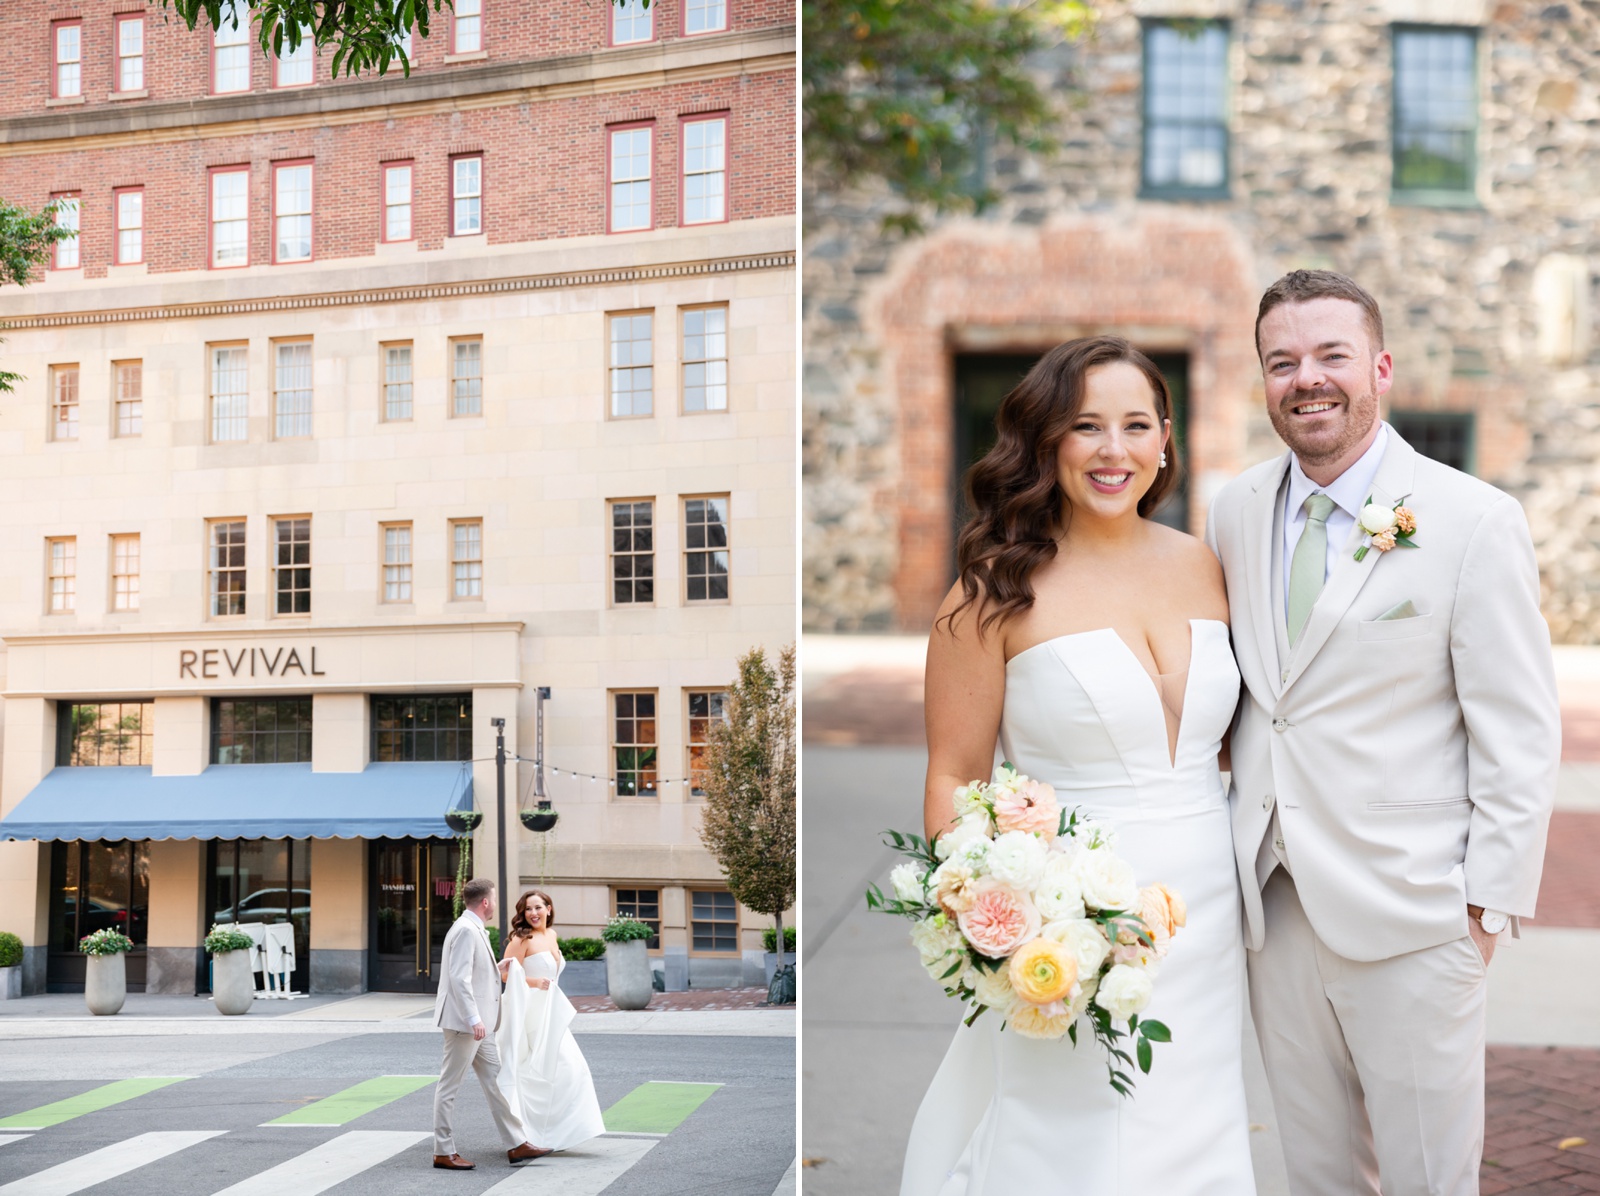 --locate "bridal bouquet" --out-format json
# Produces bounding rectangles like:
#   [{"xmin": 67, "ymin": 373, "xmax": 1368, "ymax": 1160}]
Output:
[{"xmin": 866, "ymin": 764, "xmax": 1181, "ymax": 1095}]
